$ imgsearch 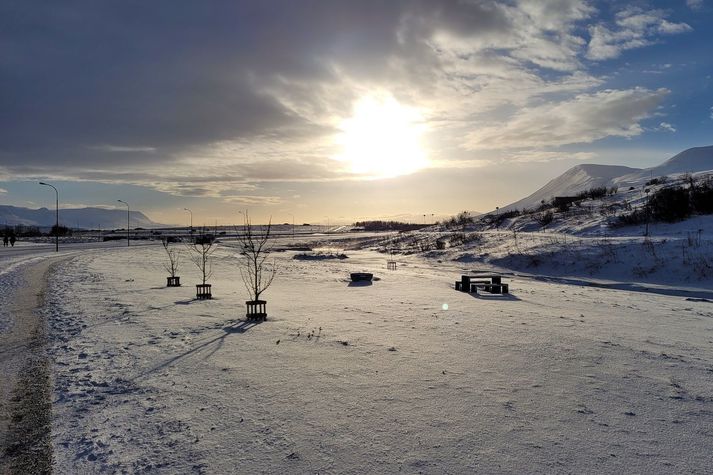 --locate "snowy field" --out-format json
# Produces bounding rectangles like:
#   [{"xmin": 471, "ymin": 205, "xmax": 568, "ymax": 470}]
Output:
[{"xmin": 42, "ymin": 241, "xmax": 713, "ymax": 473}]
